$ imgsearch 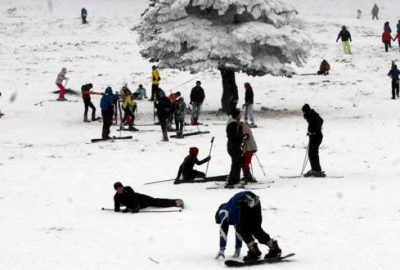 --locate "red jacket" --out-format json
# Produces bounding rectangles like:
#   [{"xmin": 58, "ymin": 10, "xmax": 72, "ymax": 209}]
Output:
[
  {"xmin": 393, "ymin": 31, "xmax": 400, "ymax": 41},
  {"xmin": 382, "ymin": 31, "xmax": 392, "ymax": 42}
]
